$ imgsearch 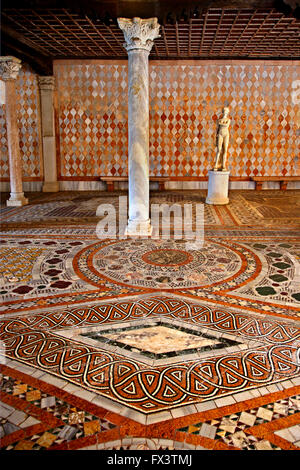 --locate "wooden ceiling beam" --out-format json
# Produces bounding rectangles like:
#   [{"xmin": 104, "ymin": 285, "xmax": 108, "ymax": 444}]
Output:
[
  {"xmin": 161, "ymin": 25, "xmax": 170, "ymax": 56},
  {"xmin": 237, "ymin": 9, "xmax": 275, "ymax": 54},
  {"xmin": 1, "ymin": 5, "xmax": 299, "ymax": 61},
  {"xmin": 230, "ymin": 10, "xmax": 257, "ymax": 53},
  {"xmin": 252, "ymin": 24, "xmax": 299, "ymax": 53},
  {"xmin": 175, "ymin": 21, "xmax": 181, "ymax": 56},
  {"xmin": 30, "ymin": 10, "xmax": 83, "ymax": 56},
  {"xmin": 48, "ymin": 11, "xmax": 95, "ymax": 55},
  {"xmin": 219, "ymin": 10, "xmax": 240, "ymax": 53},
  {"xmin": 240, "ymin": 11, "xmax": 287, "ymax": 54},
  {"xmin": 63, "ymin": 9, "xmax": 111, "ymax": 56},
  {"xmin": 1, "ymin": 13, "xmax": 53, "ymax": 56},
  {"xmin": 188, "ymin": 18, "xmax": 192, "ymax": 56},
  {"xmin": 84, "ymin": 15, "xmax": 121, "ymax": 55},
  {"xmin": 209, "ymin": 9, "xmax": 225, "ymax": 54},
  {"xmin": 2, "ymin": 10, "xmax": 64, "ymax": 55},
  {"xmin": 199, "ymin": 10, "xmax": 209, "ymax": 54}
]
